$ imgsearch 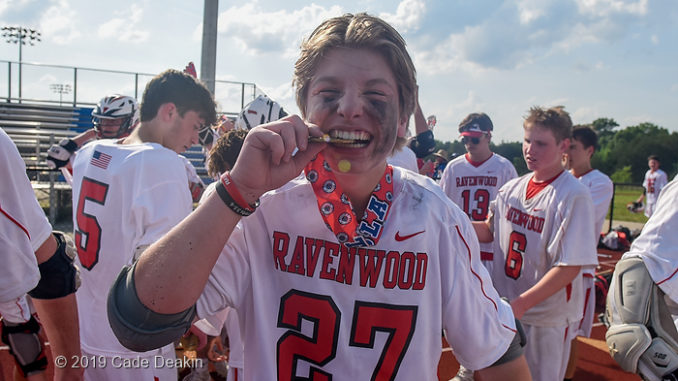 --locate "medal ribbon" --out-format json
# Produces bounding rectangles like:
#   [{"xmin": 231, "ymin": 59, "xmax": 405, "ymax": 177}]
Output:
[{"xmin": 304, "ymin": 152, "xmax": 394, "ymax": 248}]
